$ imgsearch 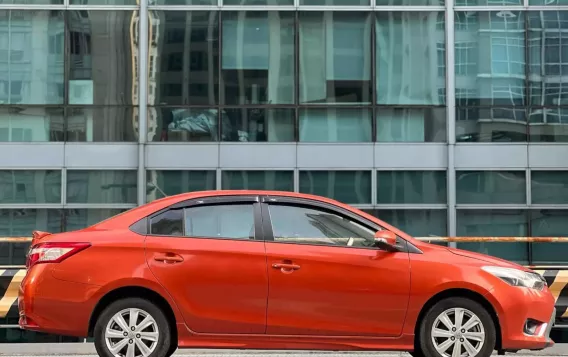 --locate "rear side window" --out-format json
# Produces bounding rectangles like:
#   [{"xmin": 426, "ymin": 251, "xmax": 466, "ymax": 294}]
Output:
[
  {"xmin": 150, "ymin": 209, "xmax": 184, "ymax": 236},
  {"xmin": 184, "ymin": 204, "xmax": 255, "ymax": 240}
]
